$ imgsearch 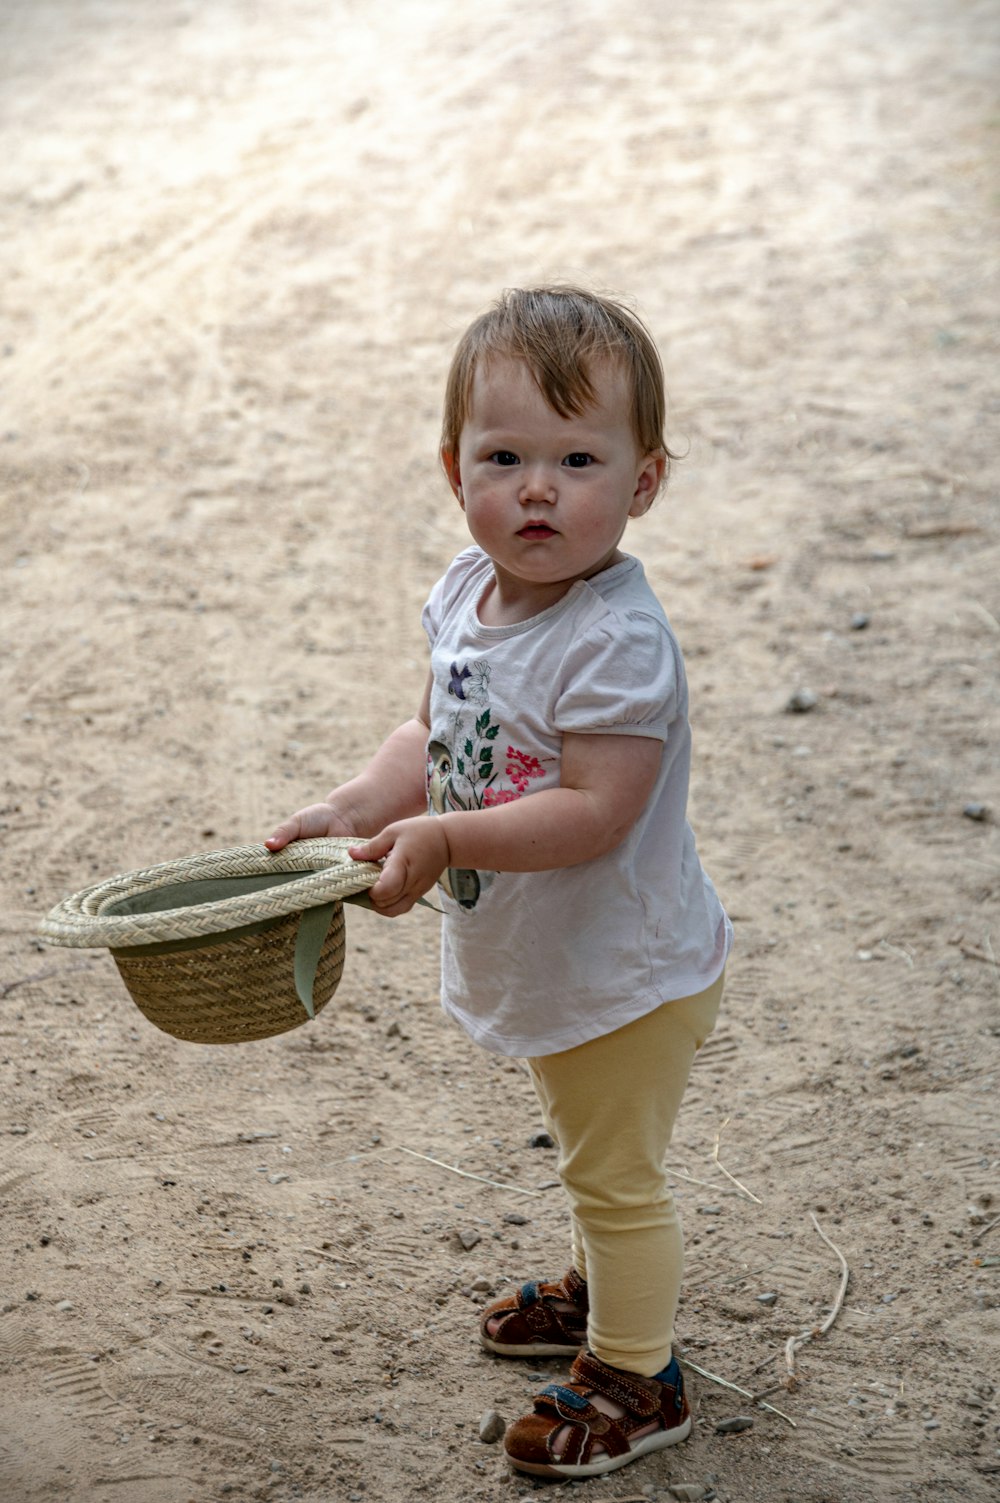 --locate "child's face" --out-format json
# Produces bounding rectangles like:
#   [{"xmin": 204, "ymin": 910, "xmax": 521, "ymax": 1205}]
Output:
[{"xmin": 442, "ymin": 357, "xmax": 664, "ymax": 610}]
